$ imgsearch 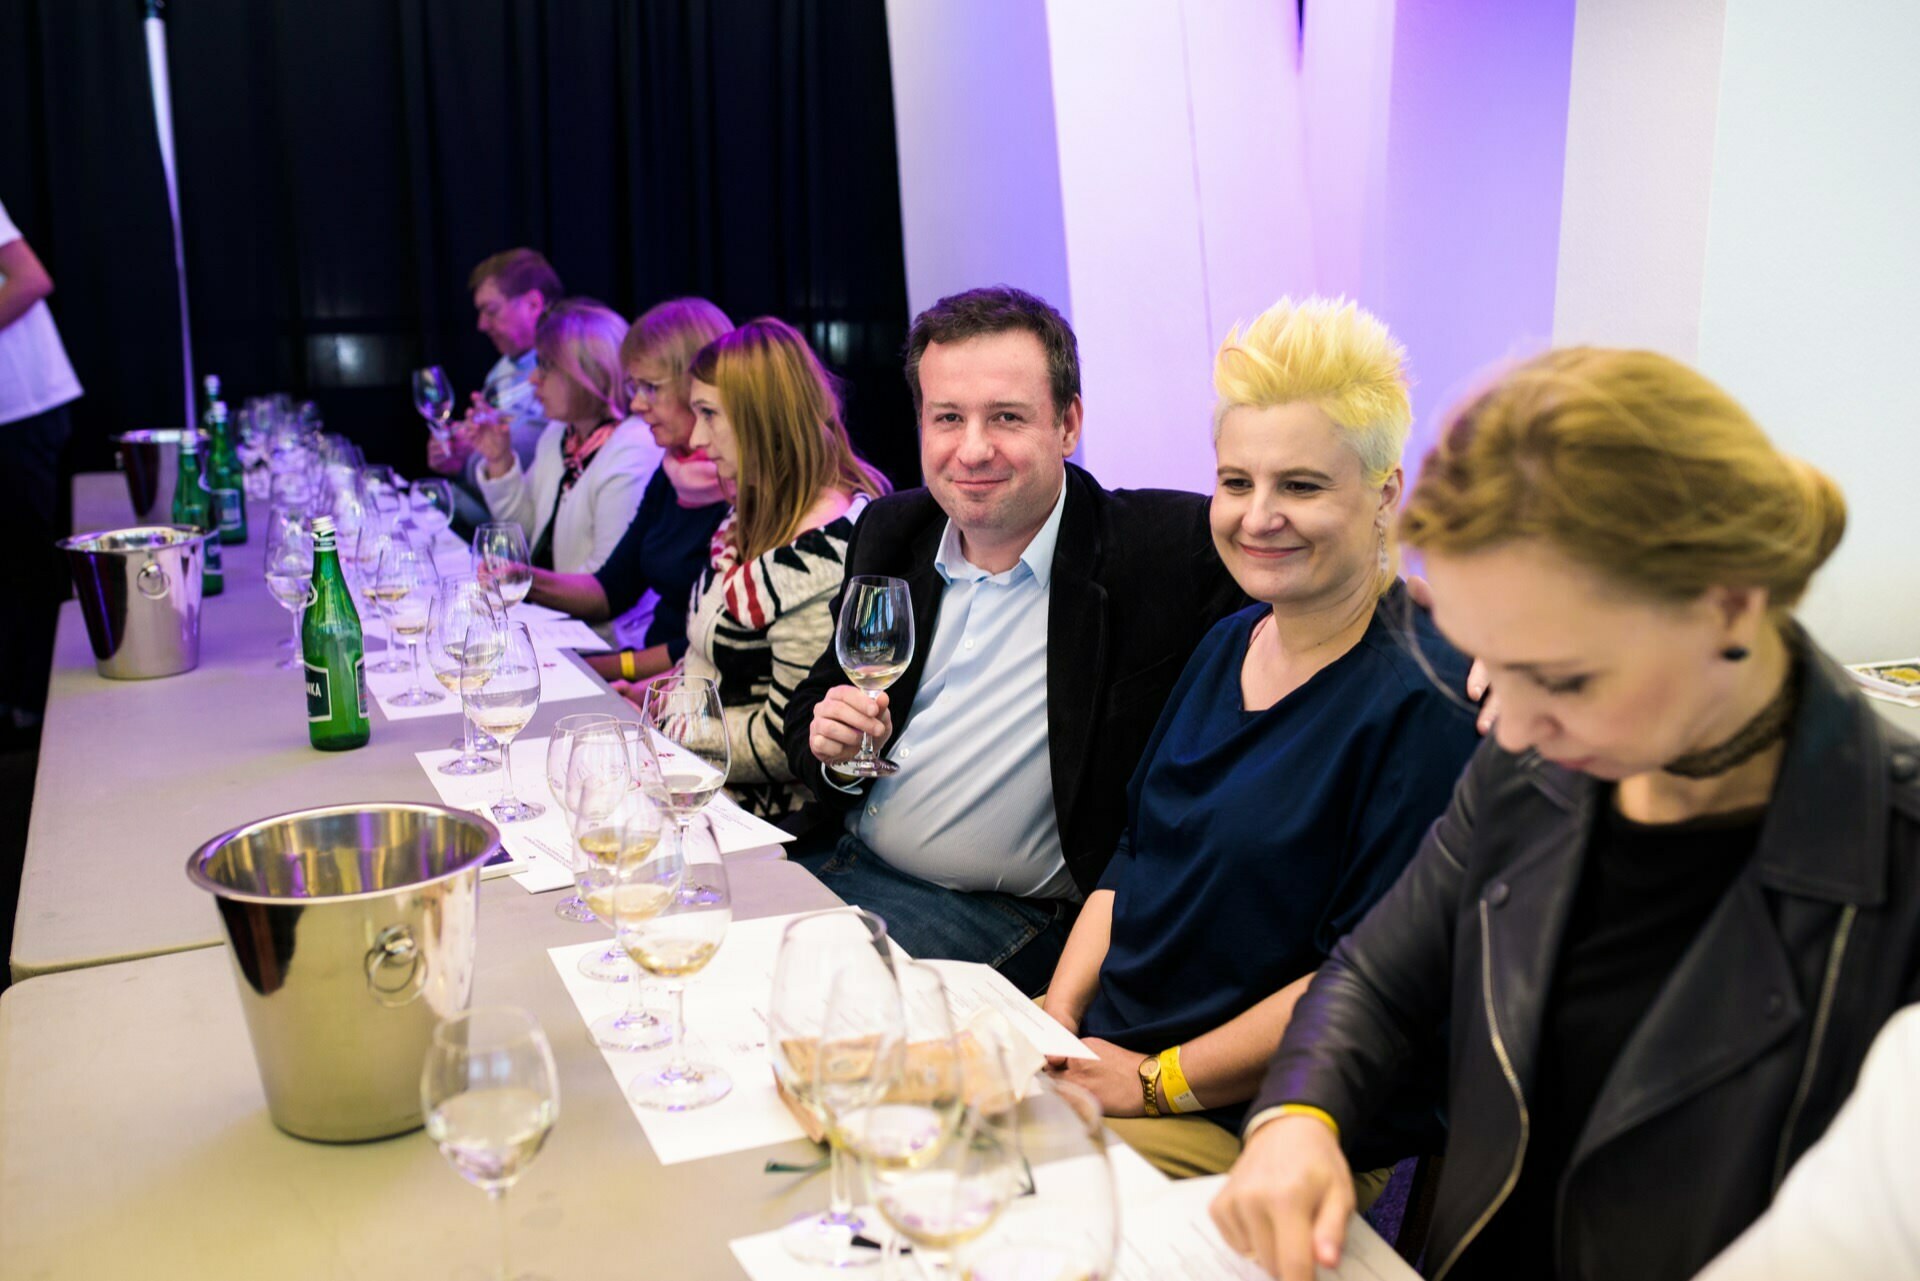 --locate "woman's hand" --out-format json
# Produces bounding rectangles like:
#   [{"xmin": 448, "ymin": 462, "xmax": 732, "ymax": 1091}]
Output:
[
  {"xmin": 1042, "ymin": 1037, "xmax": 1150, "ymax": 1117},
  {"xmin": 1210, "ymin": 1115, "xmax": 1355, "ymax": 1280},
  {"xmin": 471, "ymin": 406, "xmax": 514, "ymax": 476},
  {"xmin": 809, "ymin": 687, "xmax": 893, "ymax": 765}
]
